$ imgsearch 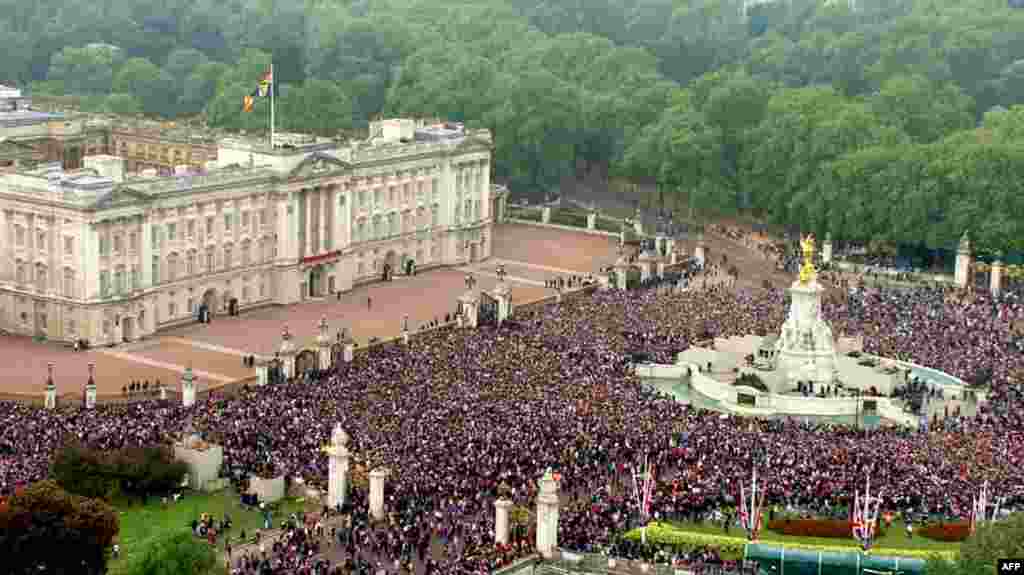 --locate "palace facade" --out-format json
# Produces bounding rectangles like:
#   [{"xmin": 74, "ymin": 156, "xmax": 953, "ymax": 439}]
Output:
[{"xmin": 0, "ymin": 118, "xmax": 509, "ymax": 345}]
